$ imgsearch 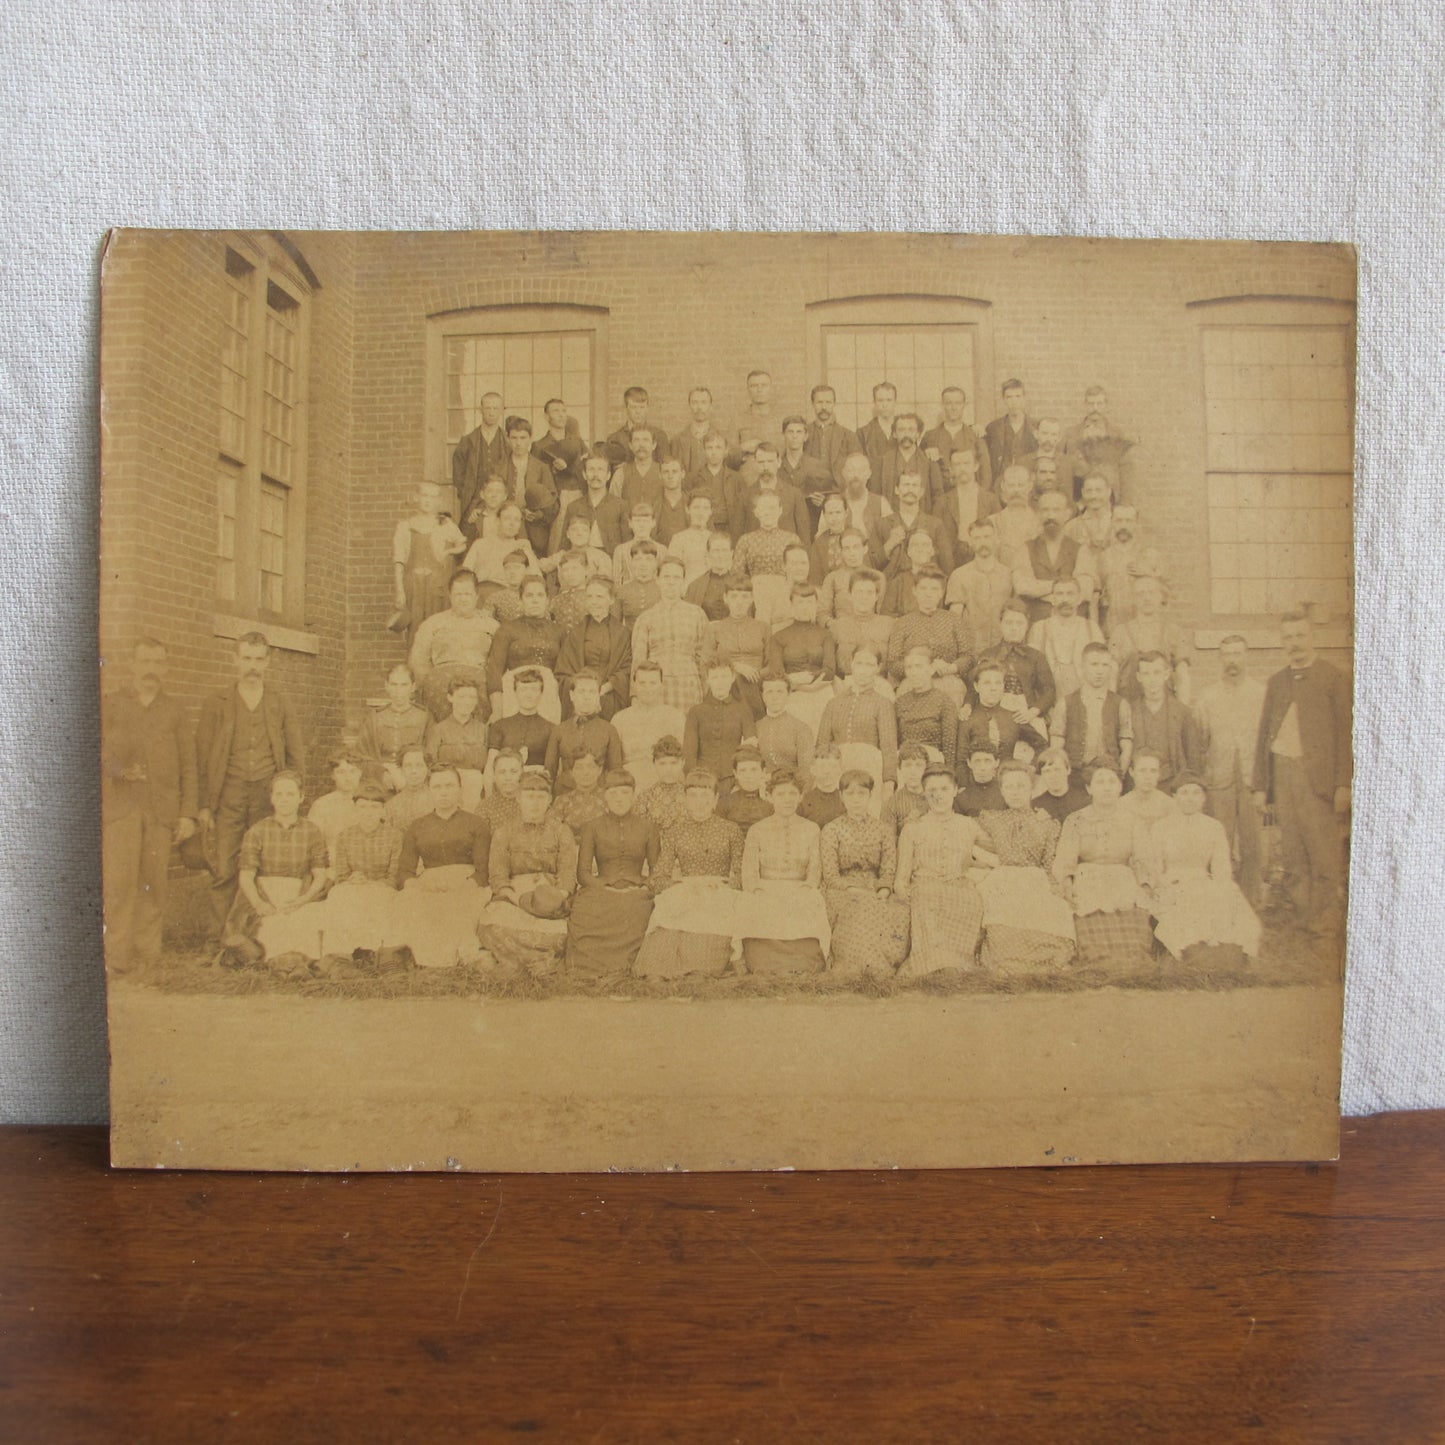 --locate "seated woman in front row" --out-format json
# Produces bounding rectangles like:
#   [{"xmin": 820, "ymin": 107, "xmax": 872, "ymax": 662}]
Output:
[
  {"xmin": 819, "ymin": 768, "xmax": 911, "ymax": 979},
  {"xmin": 476, "ymin": 769, "xmax": 578, "ymax": 977},
  {"xmin": 635, "ymin": 767, "xmax": 744, "ymax": 979},
  {"xmin": 737, "ymin": 768, "xmax": 833, "ymax": 975},
  {"xmin": 1051, "ymin": 763, "xmax": 1158, "ymax": 975},
  {"xmin": 974, "ymin": 760, "xmax": 1077, "ymax": 974},
  {"xmin": 565, "ymin": 769, "xmax": 659, "ymax": 981}
]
